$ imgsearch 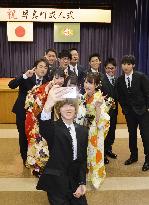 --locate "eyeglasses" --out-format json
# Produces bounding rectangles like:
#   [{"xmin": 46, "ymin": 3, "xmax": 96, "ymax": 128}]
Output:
[{"xmin": 105, "ymin": 67, "xmax": 115, "ymax": 70}]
